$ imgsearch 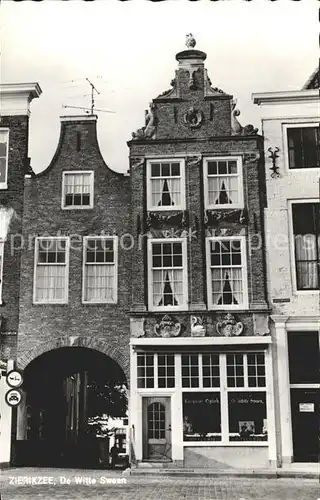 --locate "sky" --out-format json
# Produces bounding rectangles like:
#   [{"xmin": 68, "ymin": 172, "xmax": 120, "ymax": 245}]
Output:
[{"xmin": 1, "ymin": 0, "xmax": 318, "ymax": 174}]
